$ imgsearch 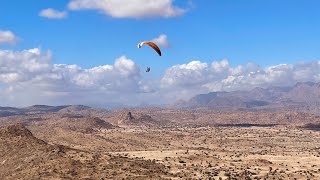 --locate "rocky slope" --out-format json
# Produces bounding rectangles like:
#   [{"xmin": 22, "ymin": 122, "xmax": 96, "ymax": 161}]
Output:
[{"xmin": 0, "ymin": 124, "xmax": 172, "ymax": 179}]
